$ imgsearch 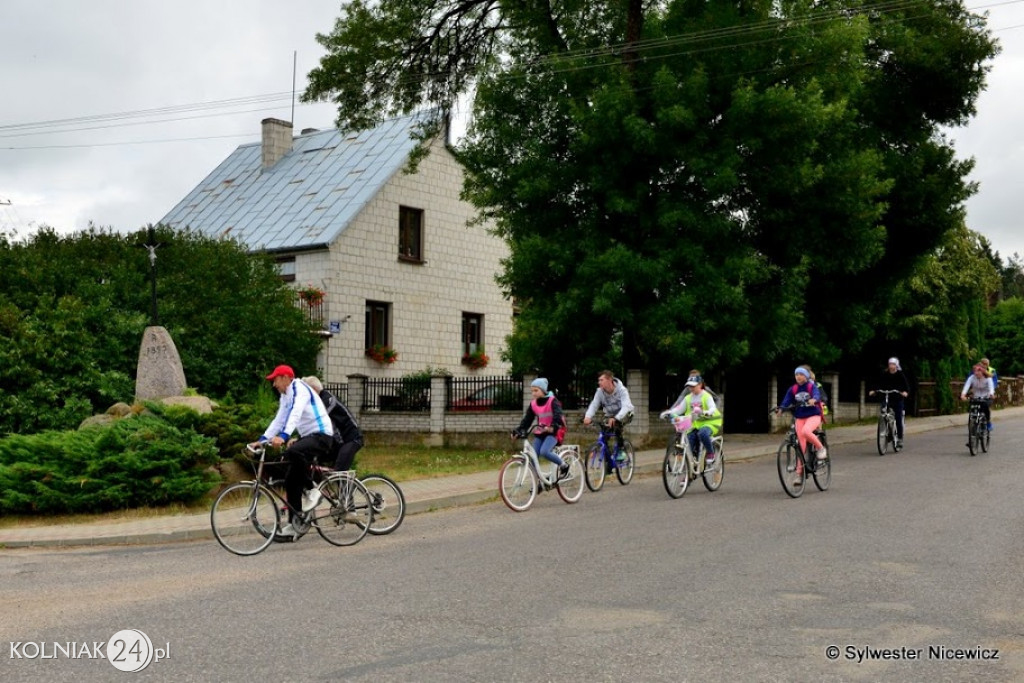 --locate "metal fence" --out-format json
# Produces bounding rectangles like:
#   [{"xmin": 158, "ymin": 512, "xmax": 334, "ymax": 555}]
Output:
[
  {"xmin": 362, "ymin": 377, "xmax": 431, "ymax": 412},
  {"xmin": 322, "ymin": 383, "xmax": 348, "ymax": 405},
  {"xmin": 445, "ymin": 375, "xmax": 523, "ymax": 411}
]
